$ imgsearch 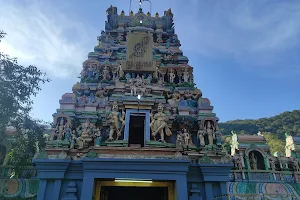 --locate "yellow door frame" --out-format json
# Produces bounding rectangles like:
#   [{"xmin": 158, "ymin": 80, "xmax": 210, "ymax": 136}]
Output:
[{"xmin": 94, "ymin": 180, "xmax": 176, "ymax": 200}]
